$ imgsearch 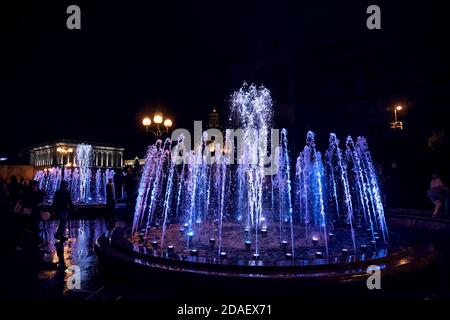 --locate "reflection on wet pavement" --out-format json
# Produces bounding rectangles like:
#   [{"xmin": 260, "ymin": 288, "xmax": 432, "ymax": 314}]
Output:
[
  {"xmin": 1, "ymin": 219, "xmax": 126, "ymax": 300},
  {"xmin": 3, "ymin": 218, "xmax": 450, "ymax": 301}
]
